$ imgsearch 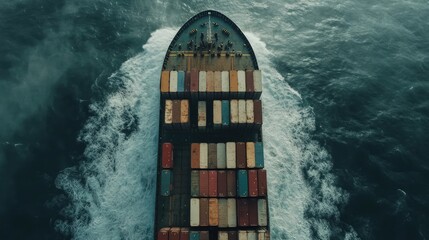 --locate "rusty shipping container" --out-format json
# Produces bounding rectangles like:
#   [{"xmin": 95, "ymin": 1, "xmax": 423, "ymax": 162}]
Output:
[{"xmin": 161, "ymin": 143, "xmax": 173, "ymax": 169}]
